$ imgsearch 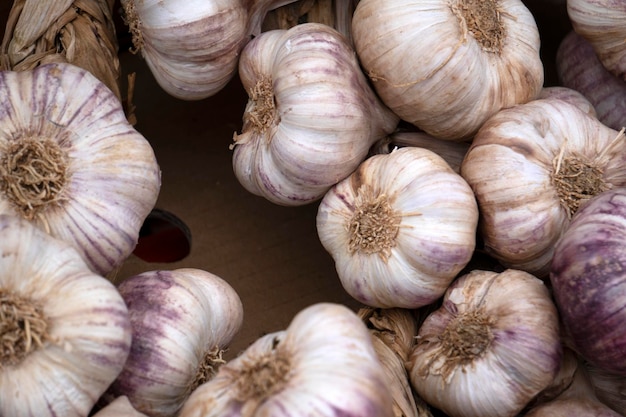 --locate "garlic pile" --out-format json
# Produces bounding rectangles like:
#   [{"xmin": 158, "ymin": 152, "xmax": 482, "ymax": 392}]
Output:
[
  {"xmin": 317, "ymin": 146, "xmax": 478, "ymax": 308},
  {"xmin": 0, "ymin": 214, "xmax": 132, "ymax": 417},
  {"xmin": 0, "ymin": 62, "xmax": 161, "ymax": 276},
  {"xmin": 231, "ymin": 22, "xmax": 399, "ymax": 206},
  {"xmin": 407, "ymin": 269, "xmax": 562, "ymax": 417},
  {"xmin": 351, "ymin": 0, "xmax": 544, "ymax": 141},
  {"xmin": 104, "ymin": 268, "xmax": 244, "ymax": 417},
  {"xmin": 178, "ymin": 302, "xmax": 394, "ymax": 417}
]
